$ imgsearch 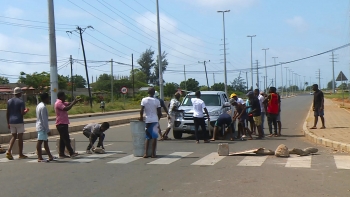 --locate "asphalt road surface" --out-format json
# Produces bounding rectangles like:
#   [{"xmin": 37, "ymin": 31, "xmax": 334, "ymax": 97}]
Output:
[{"xmin": 0, "ymin": 95, "xmax": 349, "ymax": 197}]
